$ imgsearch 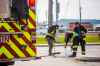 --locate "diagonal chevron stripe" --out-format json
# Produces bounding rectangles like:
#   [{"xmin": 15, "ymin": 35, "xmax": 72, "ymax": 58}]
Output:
[
  {"xmin": 13, "ymin": 23, "xmax": 21, "ymax": 31},
  {"xmin": 2, "ymin": 23, "xmax": 14, "ymax": 32},
  {"xmin": 28, "ymin": 20, "xmax": 35, "ymax": 29},
  {"xmin": 26, "ymin": 46, "xmax": 36, "ymax": 56},
  {"xmin": 8, "ymin": 40, "xmax": 26, "ymax": 58},
  {"xmin": 0, "ymin": 26, "xmax": 7, "ymax": 32},
  {"xmin": 0, "ymin": 54, "xmax": 7, "ymax": 59},
  {"xmin": 23, "ymin": 32, "xmax": 31, "ymax": 42},
  {"xmin": 0, "ymin": 8, "xmax": 36, "ymax": 59},
  {"xmin": 1, "ymin": 22, "xmax": 34, "ymax": 43},
  {"xmin": 28, "ymin": 16, "xmax": 36, "ymax": 29},
  {"xmin": 29, "ymin": 16, "xmax": 36, "ymax": 26},
  {"xmin": 21, "ymin": 35, "xmax": 36, "ymax": 53},
  {"xmin": 28, "ymin": 9, "xmax": 36, "ymax": 29},
  {"xmin": 8, "ymin": 23, "xmax": 20, "ymax": 32},
  {"xmin": 0, "ymin": 27, "xmax": 27, "ymax": 57},
  {"xmin": 29, "ymin": 9, "xmax": 36, "ymax": 21},
  {"xmin": 19, "ymin": 19, "xmax": 27, "ymax": 25},
  {"xmin": 0, "ymin": 23, "xmax": 36, "ymax": 58},
  {"xmin": 0, "ymin": 2, "xmax": 36, "ymax": 60},
  {"xmin": 19, "ymin": 18, "xmax": 36, "ymax": 30},
  {"xmin": 1, "ymin": 22, "xmax": 32, "ymax": 43},
  {"xmin": 1, "ymin": 43, "xmax": 19, "ymax": 58},
  {"xmin": 13, "ymin": 35, "xmax": 36, "ymax": 56},
  {"xmin": 0, "ymin": 23, "xmax": 2, "ymax": 28},
  {"xmin": 10, "ymin": 35, "xmax": 30, "ymax": 57},
  {"xmin": 20, "ymin": 18, "xmax": 36, "ymax": 30},
  {"xmin": 0, "ymin": 46, "xmax": 14, "ymax": 59},
  {"xmin": 0, "ymin": 47, "xmax": 3, "ymax": 56}
]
